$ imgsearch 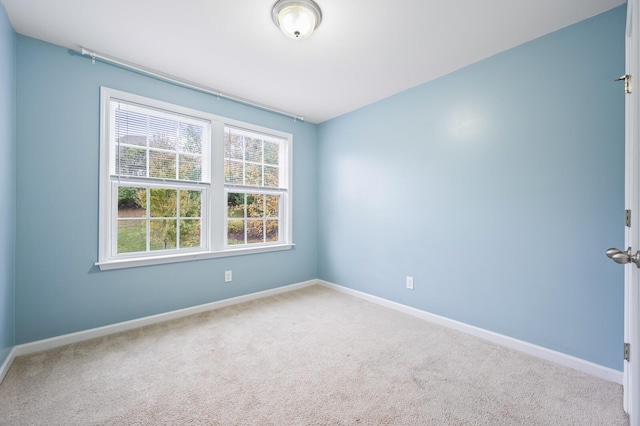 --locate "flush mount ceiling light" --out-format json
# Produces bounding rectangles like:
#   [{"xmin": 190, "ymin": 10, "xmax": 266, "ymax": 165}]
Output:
[{"xmin": 272, "ymin": 0, "xmax": 322, "ymax": 40}]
